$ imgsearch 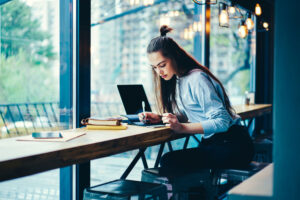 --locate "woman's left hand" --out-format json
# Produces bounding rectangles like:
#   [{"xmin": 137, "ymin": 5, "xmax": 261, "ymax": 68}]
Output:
[{"xmin": 162, "ymin": 113, "xmax": 183, "ymax": 133}]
